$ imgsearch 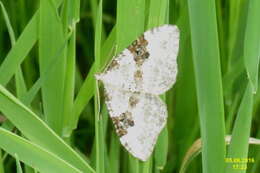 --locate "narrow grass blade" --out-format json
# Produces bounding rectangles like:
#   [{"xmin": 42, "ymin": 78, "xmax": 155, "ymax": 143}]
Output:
[
  {"xmin": 187, "ymin": 0, "xmax": 226, "ymax": 172},
  {"xmin": 0, "ymin": 128, "xmax": 81, "ymax": 173},
  {"xmin": 226, "ymin": 0, "xmax": 247, "ymax": 72},
  {"xmin": 95, "ymin": 0, "xmax": 103, "ymax": 71},
  {"xmin": 0, "ymin": 0, "xmax": 63, "ymax": 86},
  {"xmin": 90, "ymin": 0, "xmax": 106, "ymax": 40},
  {"xmin": 94, "ymin": 1, "xmax": 105, "ymax": 172},
  {"xmin": 0, "ymin": 5, "xmax": 36, "ymax": 88},
  {"xmin": 24, "ymin": 166, "xmax": 34, "ymax": 173},
  {"xmin": 0, "ymin": 150, "xmax": 4, "ymax": 173},
  {"xmin": 20, "ymin": 35, "xmax": 70, "ymax": 106},
  {"xmin": 180, "ymin": 136, "xmax": 260, "ymax": 173},
  {"xmin": 140, "ymin": 157, "xmax": 152, "ymax": 173},
  {"xmin": 15, "ymin": 154, "xmax": 23, "ymax": 173},
  {"xmin": 0, "ymin": 1, "xmax": 16, "ymax": 45},
  {"xmin": 62, "ymin": 32, "xmax": 76, "ymax": 137},
  {"xmin": 154, "ymin": 127, "xmax": 168, "ymax": 170},
  {"xmin": 72, "ymin": 27, "xmax": 116, "ymax": 129},
  {"xmin": 116, "ymin": 0, "xmax": 145, "ymax": 51},
  {"xmin": 39, "ymin": 0, "xmax": 66, "ymax": 135},
  {"xmin": 128, "ymin": 156, "xmax": 139, "ymax": 173},
  {"xmin": 147, "ymin": 0, "xmax": 168, "ymax": 28},
  {"xmin": 0, "ymin": 85, "xmax": 95, "ymax": 173},
  {"xmin": 61, "ymin": 0, "xmax": 80, "ymax": 137},
  {"xmin": 109, "ymin": 132, "xmax": 120, "ymax": 173},
  {"xmin": 0, "ymin": 0, "xmax": 27, "ymax": 99},
  {"xmin": 171, "ymin": 3, "xmax": 200, "ymax": 171},
  {"xmin": 225, "ymin": 84, "xmax": 254, "ymax": 173},
  {"xmin": 244, "ymin": 0, "xmax": 260, "ymax": 93}
]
